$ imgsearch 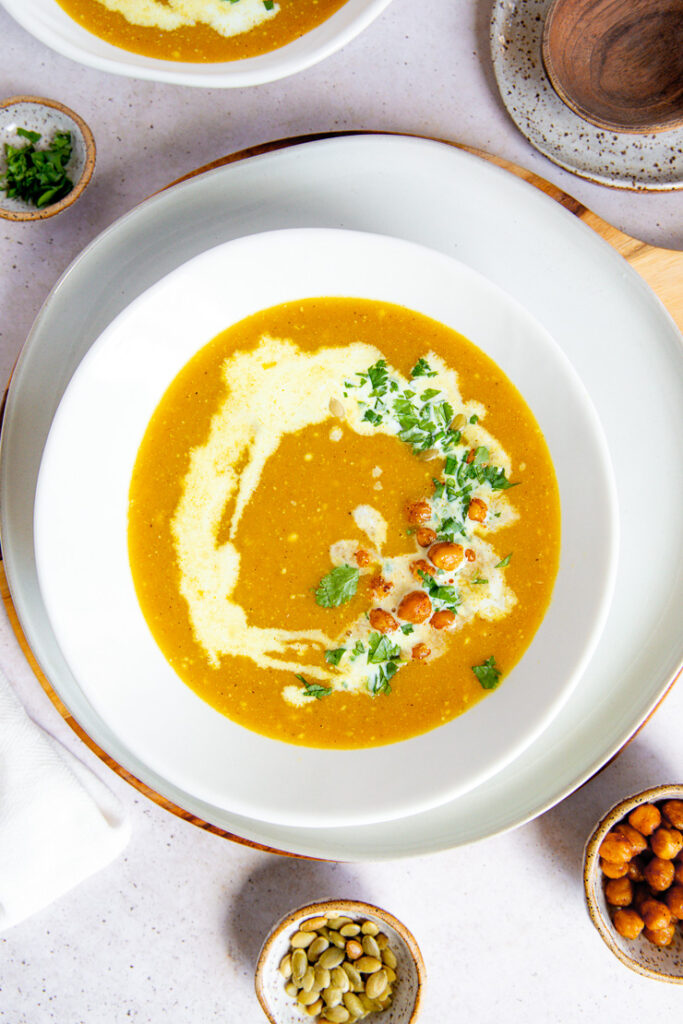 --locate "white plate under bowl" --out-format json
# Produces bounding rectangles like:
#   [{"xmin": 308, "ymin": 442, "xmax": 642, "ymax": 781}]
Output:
[
  {"xmin": 33, "ymin": 227, "xmax": 617, "ymax": 829},
  {"xmin": 0, "ymin": 0, "xmax": 394, "ymax": 87}
]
